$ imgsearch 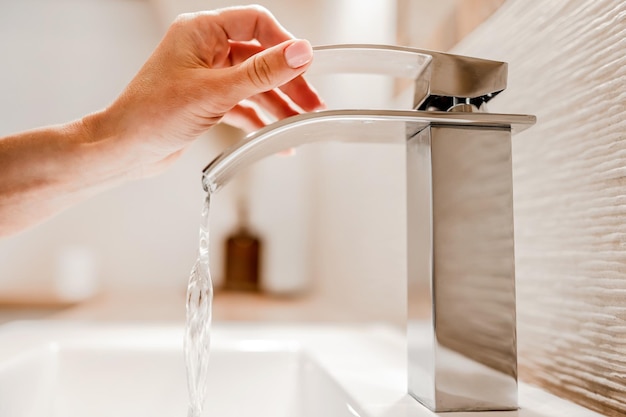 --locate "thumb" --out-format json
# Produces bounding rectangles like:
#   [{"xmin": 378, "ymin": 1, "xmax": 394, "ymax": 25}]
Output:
[{"xmin": 229, "ymin": 39, "xmax": 313, "ymax": 101}]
